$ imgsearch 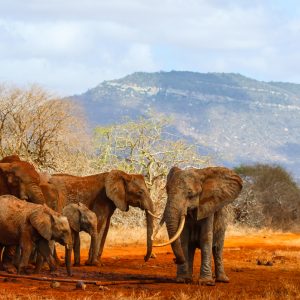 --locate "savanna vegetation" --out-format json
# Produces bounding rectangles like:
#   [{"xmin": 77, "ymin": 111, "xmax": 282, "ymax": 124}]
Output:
[
  {"xmin": 233, "ymin": 164, "xmax": 300, "ymax": 231},
  {"xmin": 1, "ymin": 83, "xmax": 299, "ymax": 231}
]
